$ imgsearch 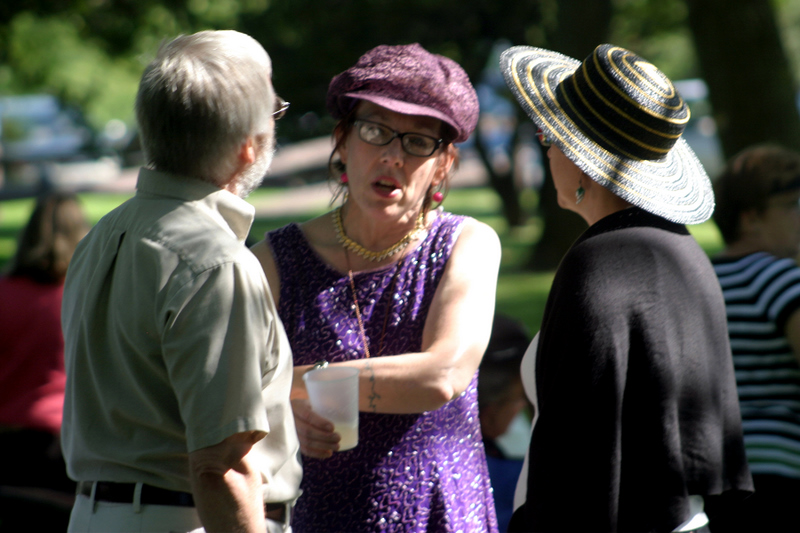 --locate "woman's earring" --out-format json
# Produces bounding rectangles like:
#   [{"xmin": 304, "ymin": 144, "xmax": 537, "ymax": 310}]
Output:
[
  {"xmin": 330, "ymin": 172, "xmax": 349, "ymax": 205},
  {"xmin": 575, "ymin": 180, "xmax": 585, "ymax": 205},
  {"xmin": 432, "ymin": 191, "xmax": 444, "ymax": 204}
]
